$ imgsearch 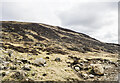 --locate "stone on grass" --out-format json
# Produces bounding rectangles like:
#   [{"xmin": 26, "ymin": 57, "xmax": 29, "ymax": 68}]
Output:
[
  {"xmin": 89, "ymin": 74, "xmax": 94, "ymax": 78},
  {"xmin": 10, "ymin": 70, "xmax": 27, "ymax": 80},
  {"xmin": 74, "ymin": 66, "xmax": 81, "ymax": 72},
  {"xmin": 55, "ymin": 57, "xmax": 61, "ymax": 62},
  {"xmin": 22, "ymin": 65, "xmax": 31, "ymax": 71},
  {"xmin": 34, "ymin": 58, "xmax": 46, "ymax": 66},
  {"xmin": 92, "ymin": 64, "xmax": 104, "ymax": 75}
]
